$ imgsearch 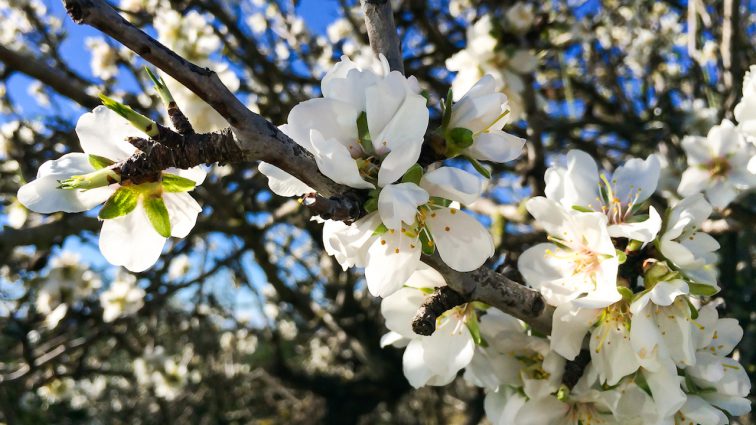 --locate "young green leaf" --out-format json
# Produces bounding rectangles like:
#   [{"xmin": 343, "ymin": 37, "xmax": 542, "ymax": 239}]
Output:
[
  {"xmin": 401, "ymin": 164, "xmax": 424, "ymax": 185},
  {"xmin": 462, "ymin": 155, "xmax": 492, "ymax": 179},
  {"xmin": 143, "ymin": 194, "xmax": 171, "ymax": 237},
  {"xmin": 162, "ymin": 173, "xmax": 197, "ymax": 192},
  {"xmin": 99, "ymin": 187, "xmax": 138, "ymax": 219},
  {"xmin": 688, "ymin": 283, "xmax": 719, "ymax": 297},
  {"xmin": 88, "ymin": 154, "xmax": 115, "ymax": 170},
  {"xmin": 356, "ymin": 111, "xmax": 374, "ymax": 155}
]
